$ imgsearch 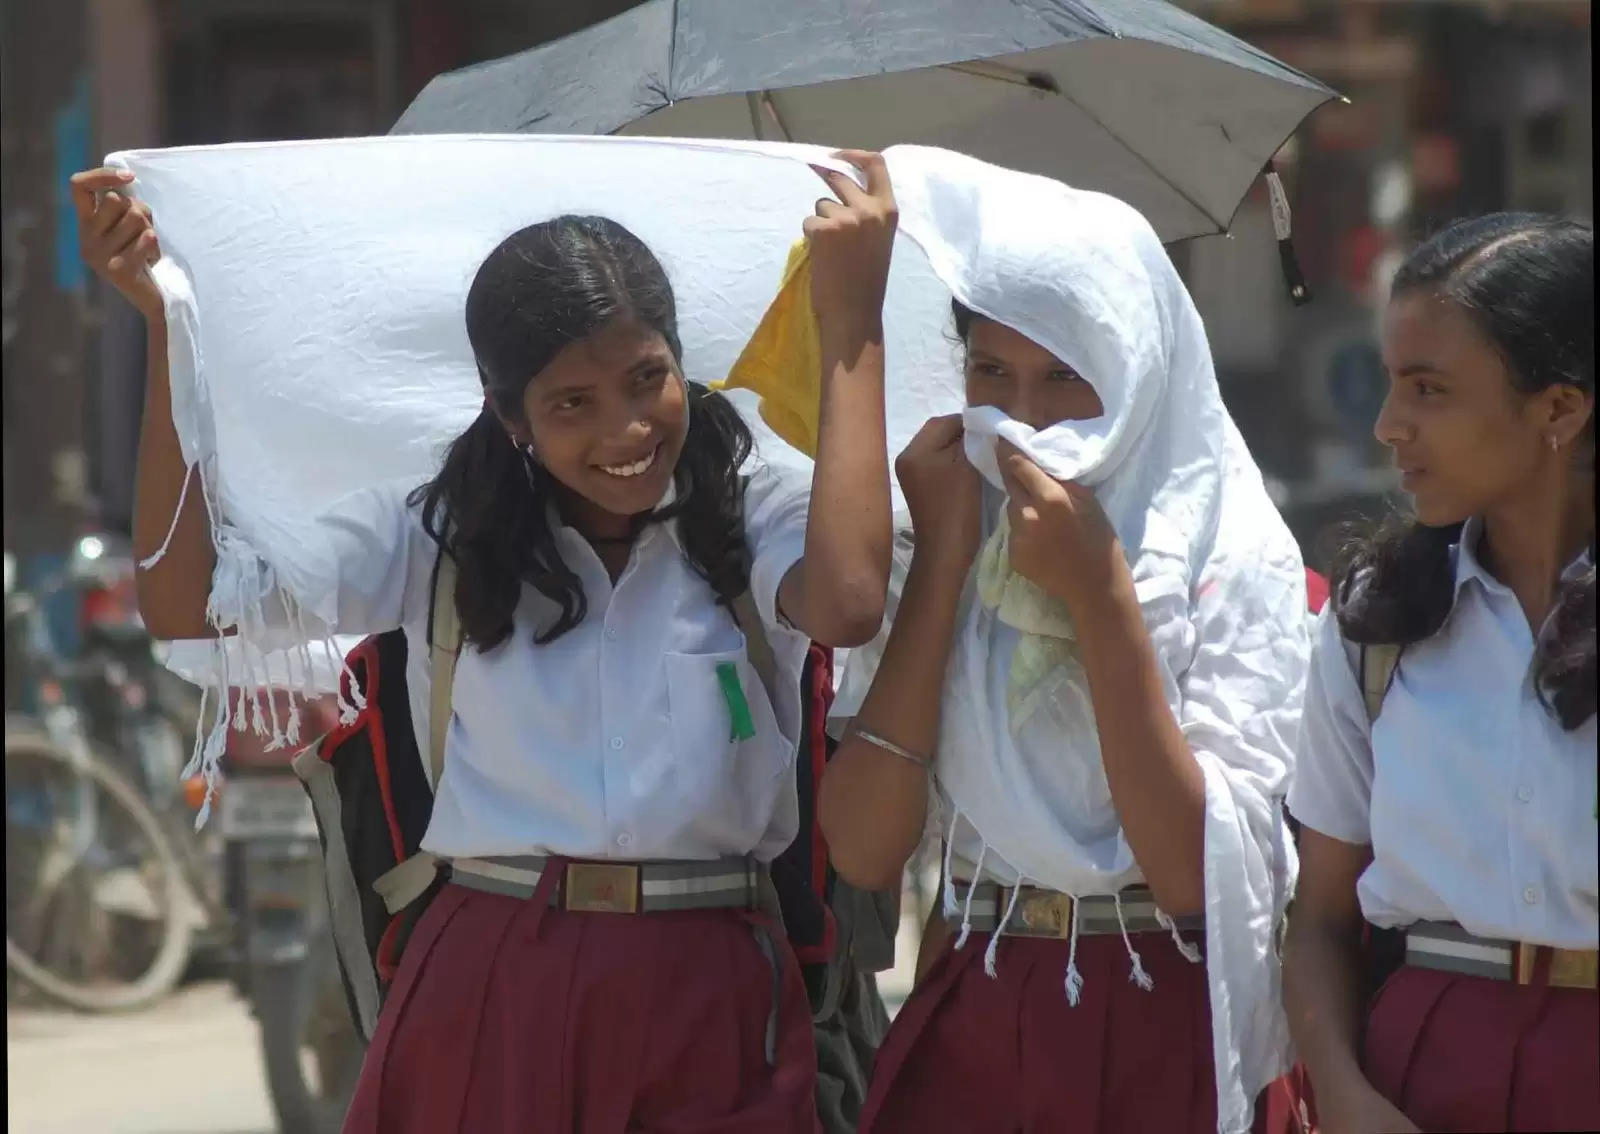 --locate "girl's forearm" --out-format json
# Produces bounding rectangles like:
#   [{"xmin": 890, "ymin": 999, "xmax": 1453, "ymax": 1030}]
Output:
[
  {"xmin": 820, "ymin": 549, "xmax": 965, "ymax": 890},
  {"xmin": 133, "ymin": 315, "xmax": 218, "ymax": 639},
  {"xmin": 790, "ymin": 321, "xmax": 891, "ymax": 646},
  {"xmin": 1073, "ymin": 581, "xmax": 1206, "ymax": 914}
]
